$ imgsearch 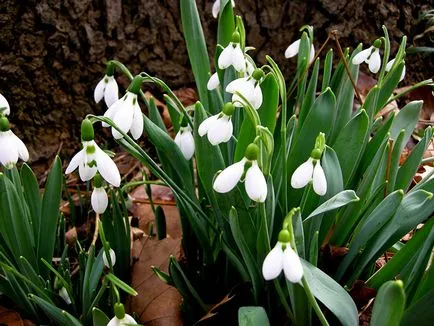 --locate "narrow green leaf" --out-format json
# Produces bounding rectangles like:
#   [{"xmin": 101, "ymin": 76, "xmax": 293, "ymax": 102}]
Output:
[
  {"xmin": 217, "ymin": 0, "xmax": 235, "ymax": 47},
  {"xmin": 238, "ymin": 306, "xmax": 270, "ymax": 326},
  {"xmin": 321, "ymin": 49, "xmax": 333, "ymax": 92},
  {"xmin": 20, "ymin": 164, "xmax": 41, "ymax": 240},
  {"xmin": 105, "ymin": 273, "xmax": 137, "ymax": 296},
  {"xmin": 370, "ymin": 280, "xmax": 406, "ymax": 326},
  {"xmin": 390, "ymin": 100, "xmax": 423, "ymax": 142},
  {"xmin": 401, "ymin": 288, "xmax": 434, "ymax": 325},
  {"xmin": 92, "ymin": 307, "xmax": 110, "ymax": 326}
]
